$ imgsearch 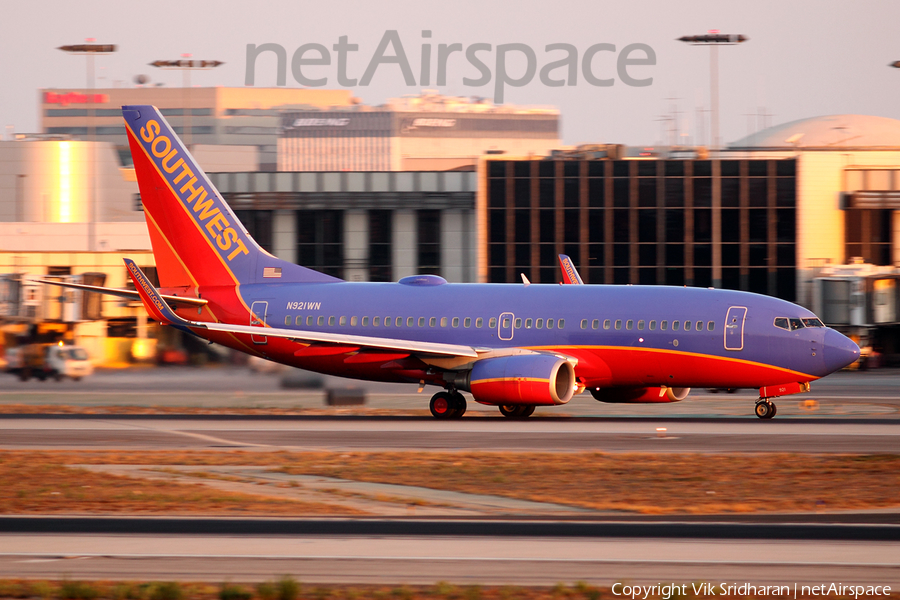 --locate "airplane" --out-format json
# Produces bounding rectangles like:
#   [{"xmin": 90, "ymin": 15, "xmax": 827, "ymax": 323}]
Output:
[{"xmin": 40, "ymin": 105, "xmax": 860, "ymax": 420}]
